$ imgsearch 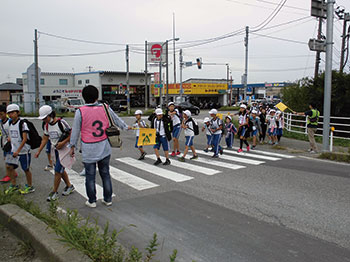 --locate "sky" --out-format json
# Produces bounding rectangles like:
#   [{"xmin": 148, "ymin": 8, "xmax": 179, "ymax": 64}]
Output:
[{"xmin": 1, "ymin": 0, "xmax": 350, "ymax": 85}]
